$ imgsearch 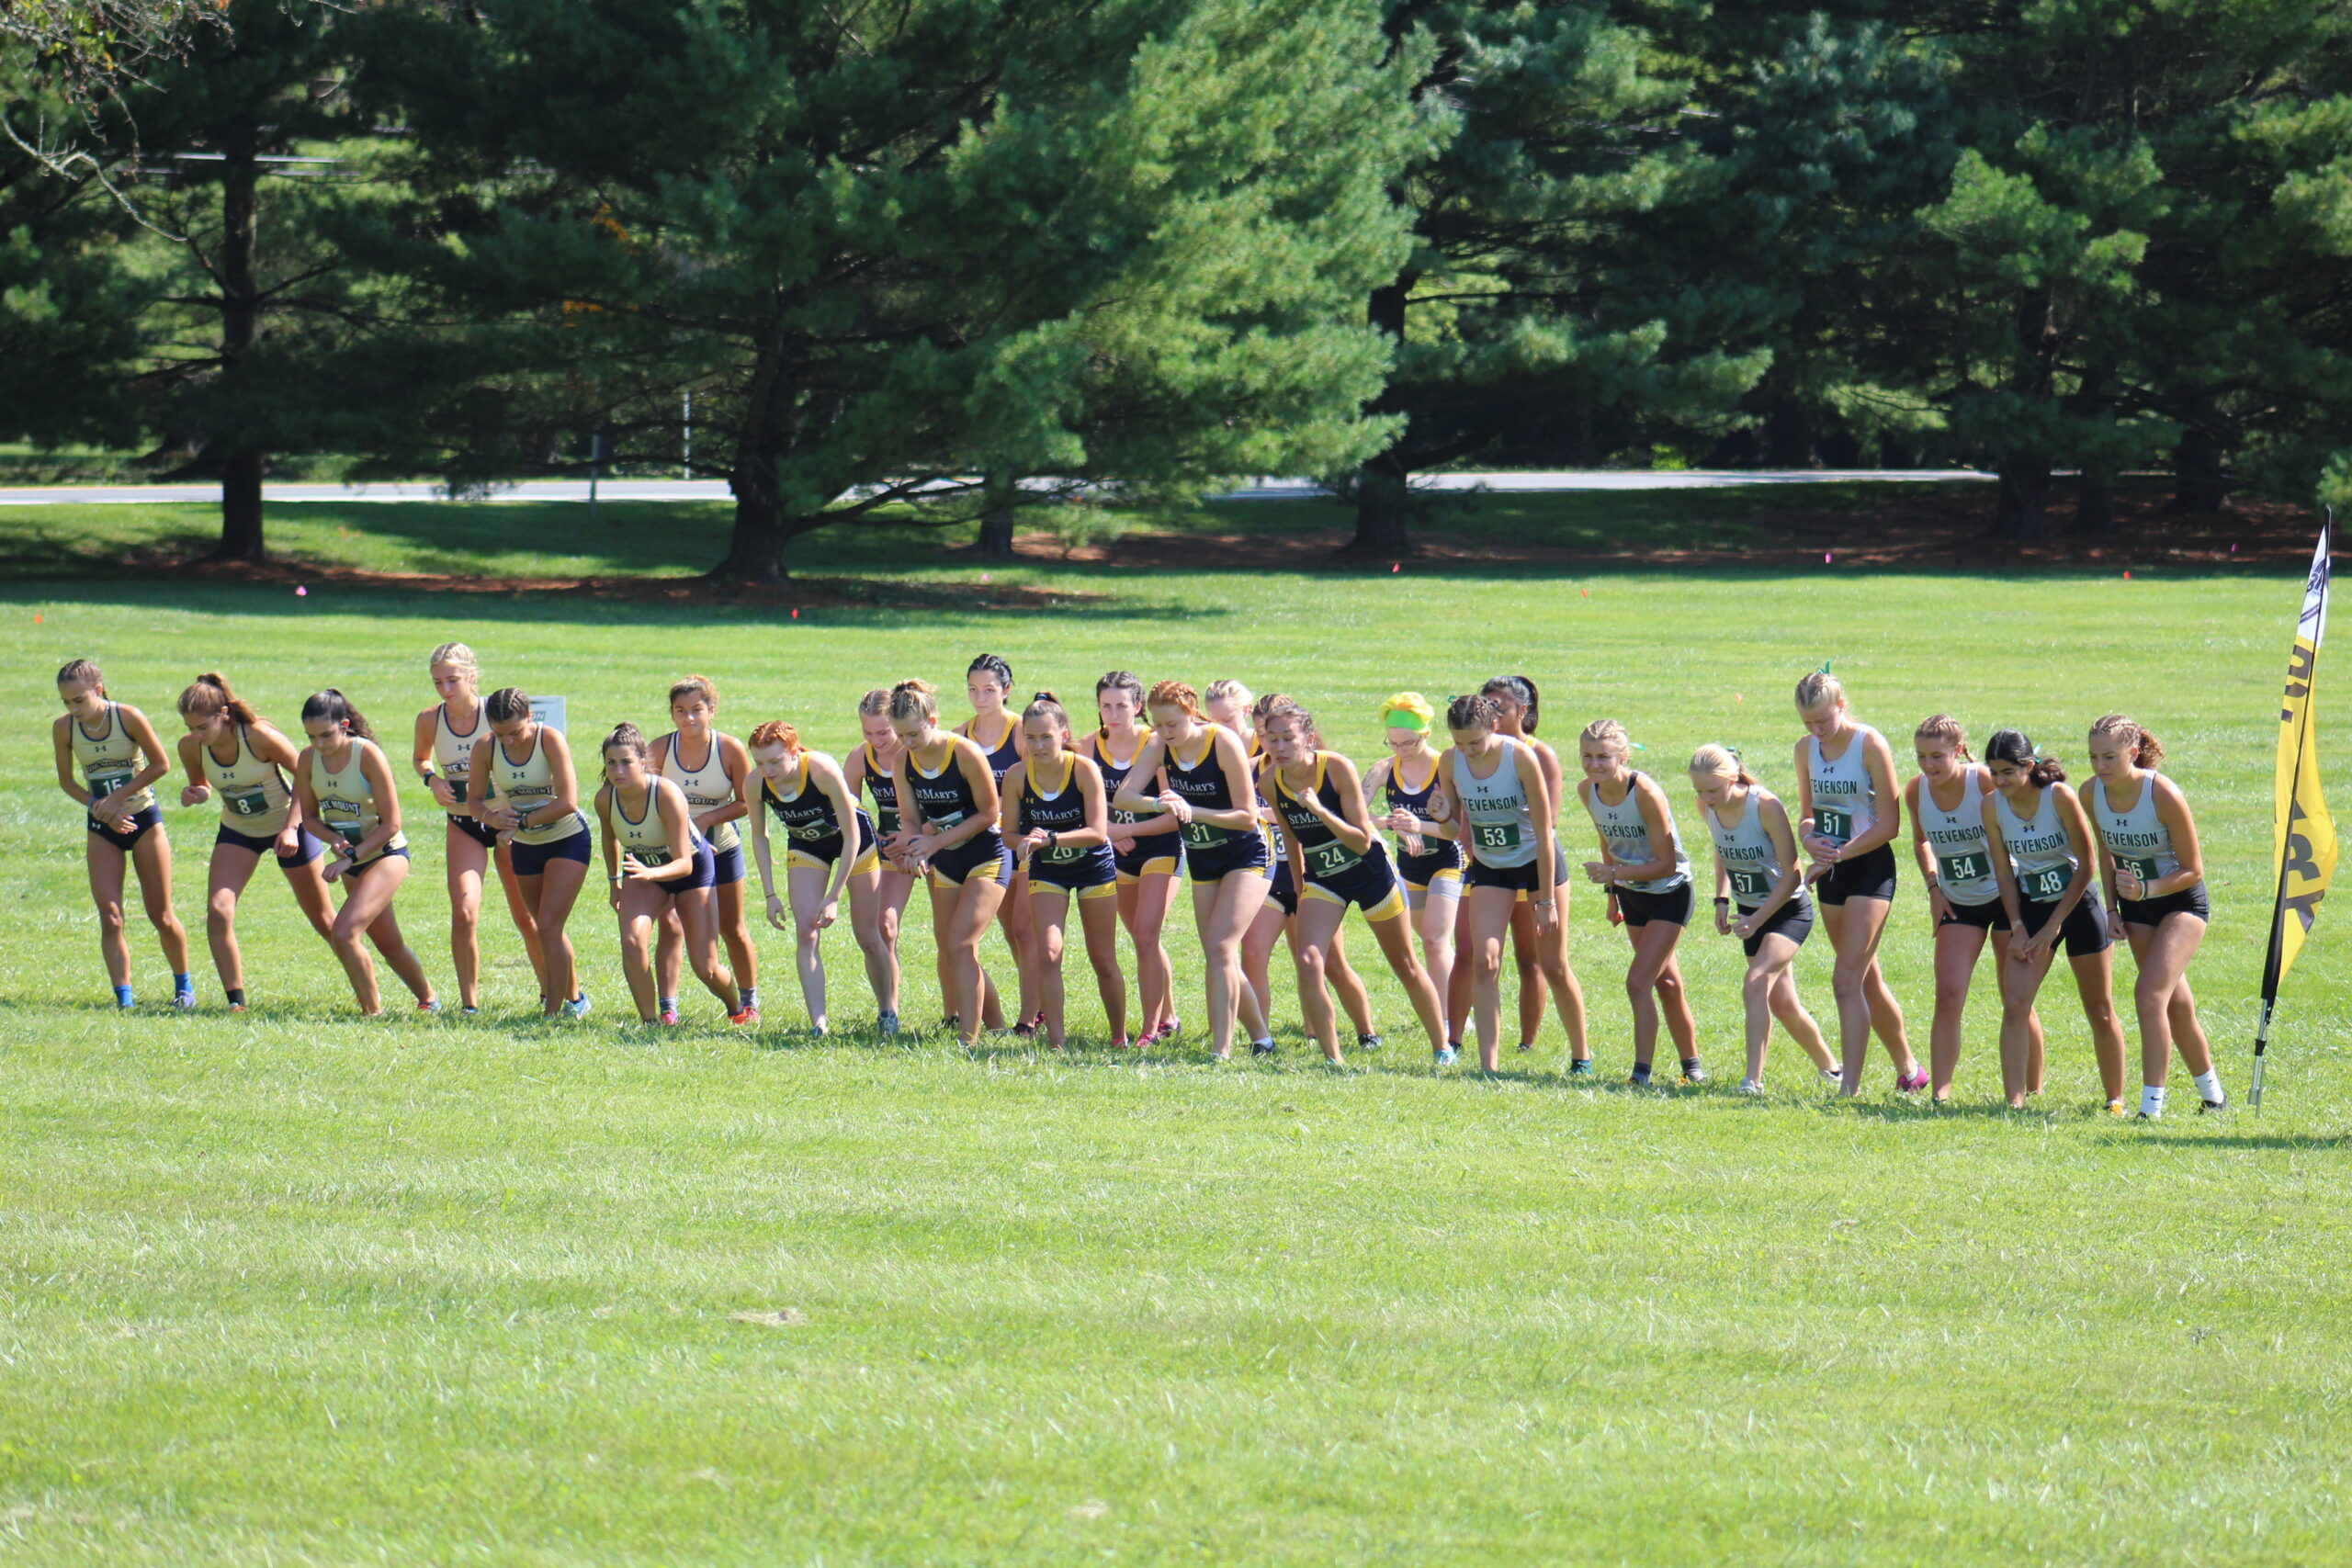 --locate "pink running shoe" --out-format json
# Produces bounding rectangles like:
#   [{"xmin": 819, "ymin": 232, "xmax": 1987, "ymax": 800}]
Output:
[{"xmin": 1896, "ymin": 1066, "xmax": 1929, "ymax": 1093}]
